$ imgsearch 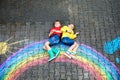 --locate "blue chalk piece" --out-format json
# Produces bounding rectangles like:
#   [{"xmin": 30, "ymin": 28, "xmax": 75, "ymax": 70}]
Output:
[
  {"xmin": 104, "ymin": 37, "xmax": 120, "ymax": 54},
  {"xmin": 115, "ymin": 57, "xmax": 120, "ymax": 63}
]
